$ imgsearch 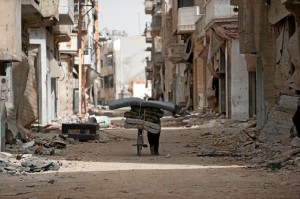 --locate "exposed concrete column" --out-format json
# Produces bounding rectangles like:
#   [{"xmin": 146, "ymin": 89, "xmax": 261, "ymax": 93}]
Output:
[
  {"xmin": 194, "ymin": 44, "xmax": 206, "ymax": 112},
  {"xmin": 28, "ymin": 28, "xmax": 48, "ymax": 126},
  {"xmin": 0, "ymin": 100, "xmax": 5, "ymax": 151},
  {"xmin": 230, "ymin": 39, "xmax": 249, "ymax": 119},
  {"xmin": 255, "ymin": 1, "xmax": 266, "ymax": 129}
]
